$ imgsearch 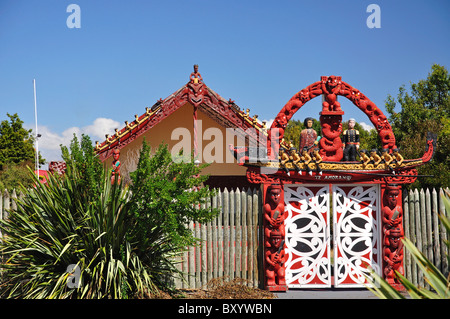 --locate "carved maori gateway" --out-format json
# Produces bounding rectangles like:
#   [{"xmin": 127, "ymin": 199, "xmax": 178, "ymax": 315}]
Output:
[{"xmin": 231, "ymin": 75, "xmax": 436, "ymax": 291}]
